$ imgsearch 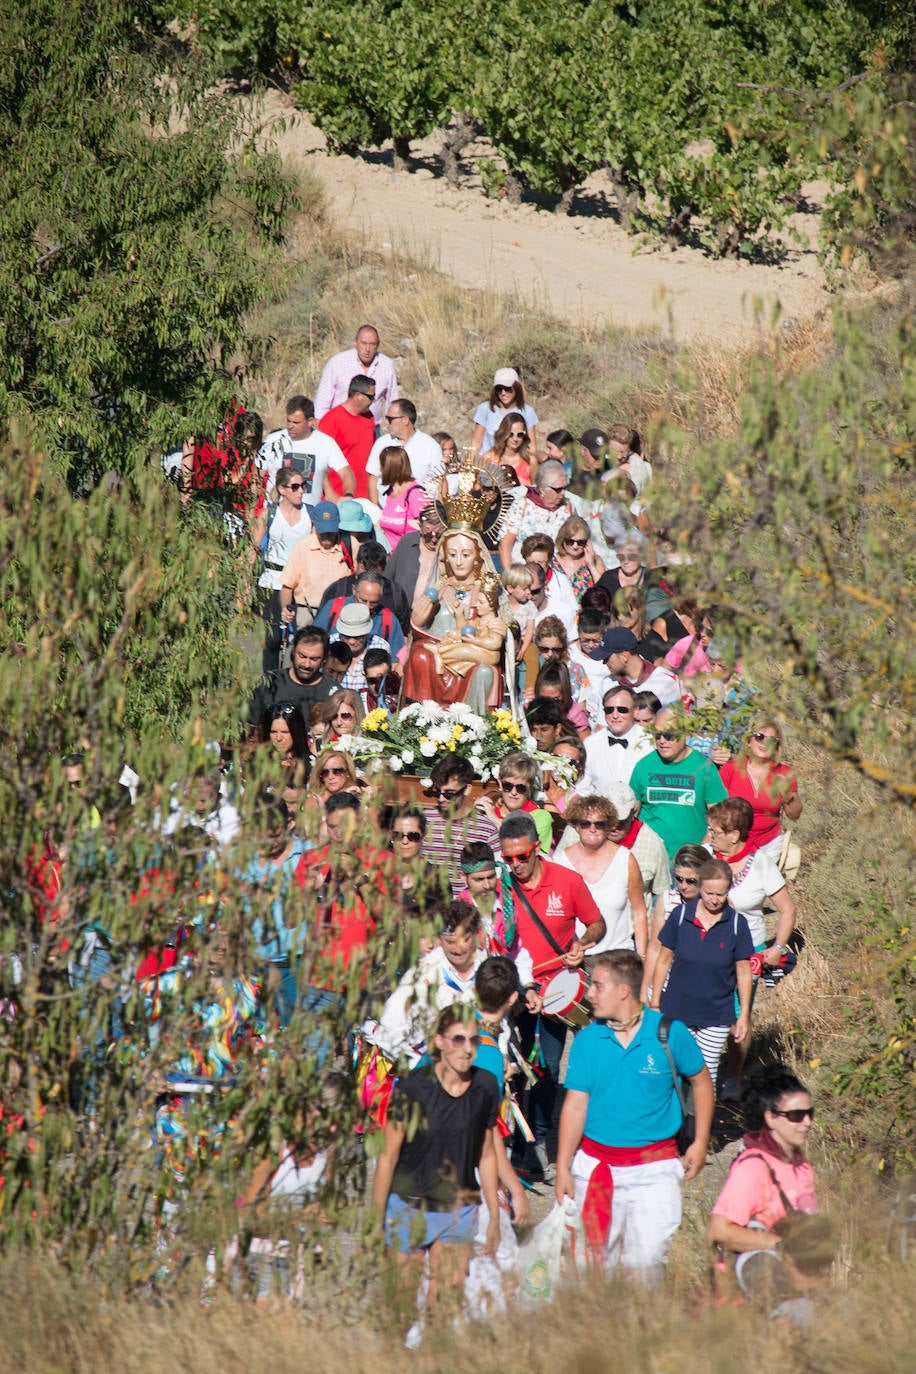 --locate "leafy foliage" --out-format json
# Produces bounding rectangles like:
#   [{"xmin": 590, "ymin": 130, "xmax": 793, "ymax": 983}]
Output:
[{"xmin": 0, "ymin": 1, "xmax": 295, "ymax": 490}]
